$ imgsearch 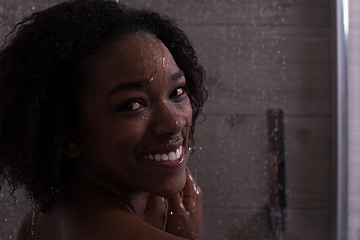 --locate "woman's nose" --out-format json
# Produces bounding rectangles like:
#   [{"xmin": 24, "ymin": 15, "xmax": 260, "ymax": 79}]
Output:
[{"xmin": 152, "ymin": 102, "xmax": 186, "ymax": 136}]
